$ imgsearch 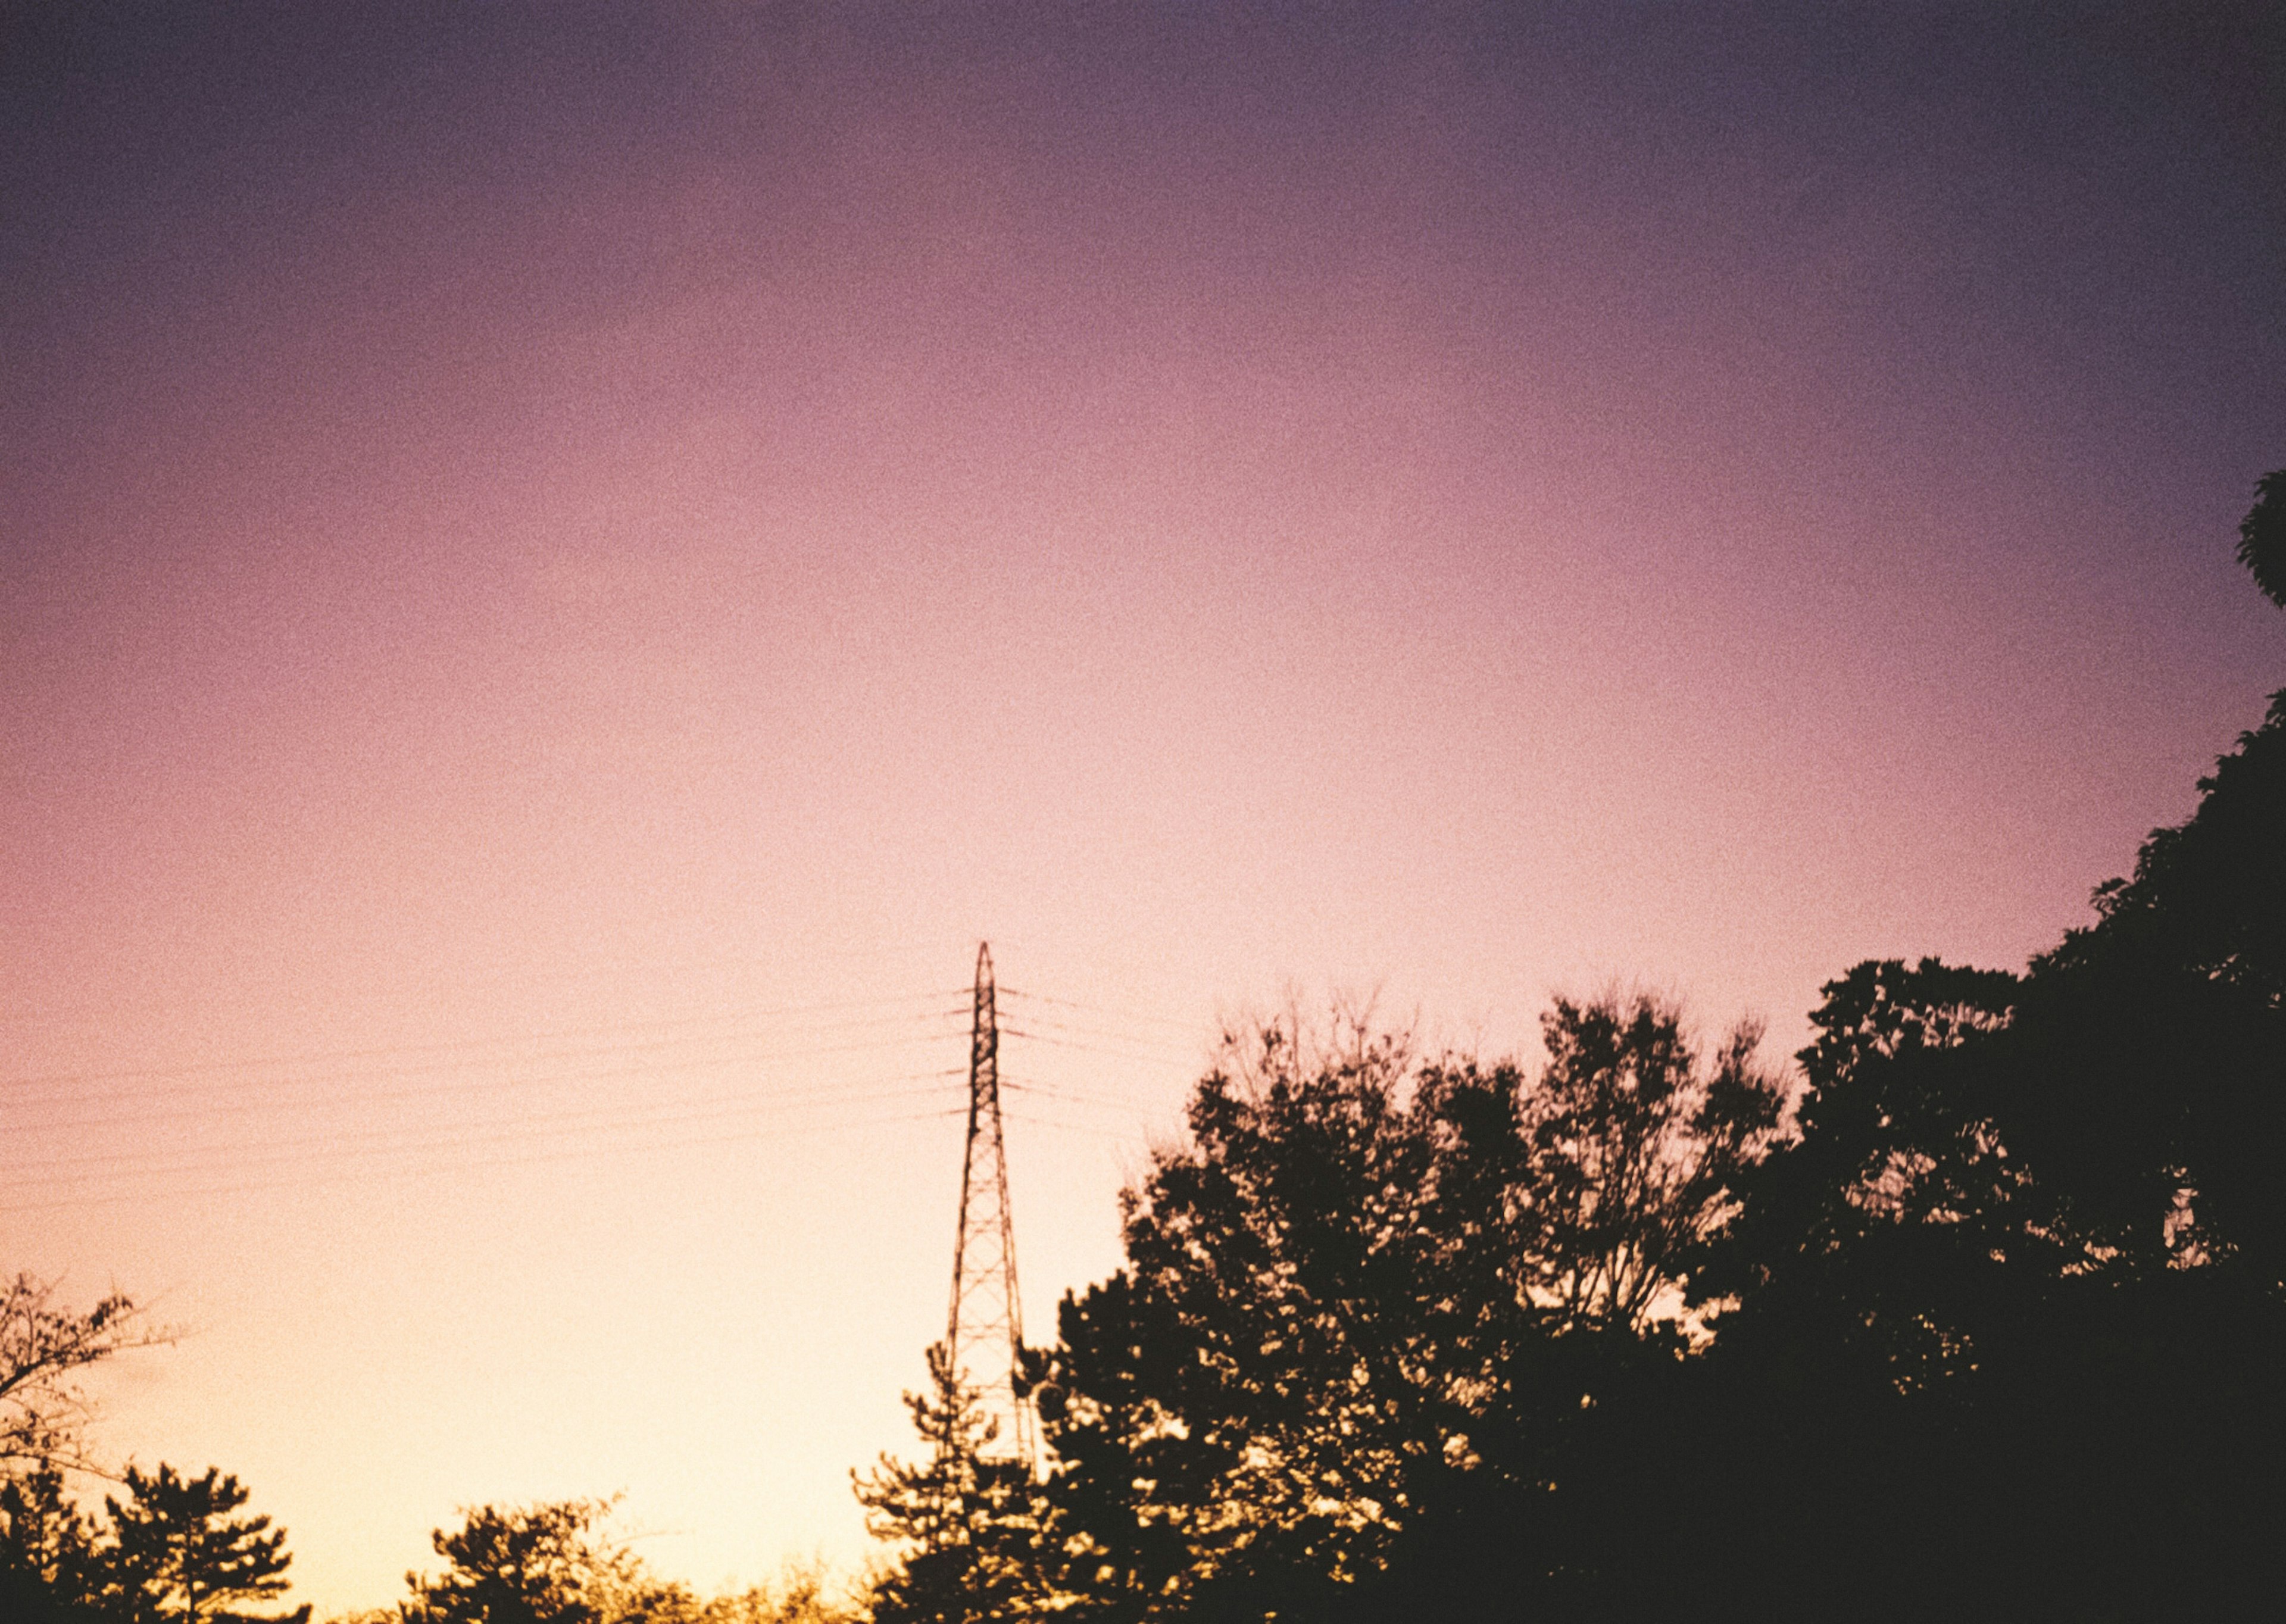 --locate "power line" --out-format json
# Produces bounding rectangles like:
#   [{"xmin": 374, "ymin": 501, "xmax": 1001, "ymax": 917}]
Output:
[
  {"xmin": 997, "ymin": 986, "xmax": 1198, "ymax": 1034},
  {"xmin": 998, "ymin": 1026, "xmax": 1194, "ymax": 1070},
  {"xmin": 0, "ymin": 991, "xmax": 970, "ymax": 1093},
  {"xmin": 0, "ymin": 1107, "xmax": 972, "ymax": 1217},
  {"xmin": 0, "ymin": 1078, "xmax": 970, "ymax": 1186},
  {"xmin": 994, "ymin": 1010, "xmax": 1198, "ymax": 1061},
  {"xmin": 1, "ymin": 1026, "xmax": 973, "ymax": 1121},
  {"xmin": 0, "ymin": 967, "xmax": 1201, "ymax": 1221},
  {"xmin": 1000, "ymin": 1079, "xmax": 1151, "ymax": 1114},
  {"xmin": 1, "ymin": 1063, "xmax": 976, "ymax": 1184},
  {"xmin": 1001, "ymin": 1111, "xmax": 1142, "ymax": 1145},
  {"xmin": 3, "ymin": 1058, "xmax": 974, "ymax": 1138}
]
